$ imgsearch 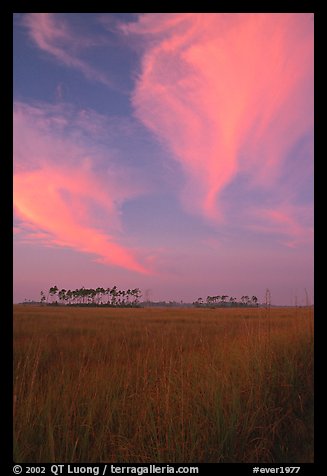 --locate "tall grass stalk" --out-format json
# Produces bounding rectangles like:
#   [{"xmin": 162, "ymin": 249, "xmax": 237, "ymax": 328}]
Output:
[{"xmin": 14, "ymin": 306, "xmax": 313, "ymax": 463}]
